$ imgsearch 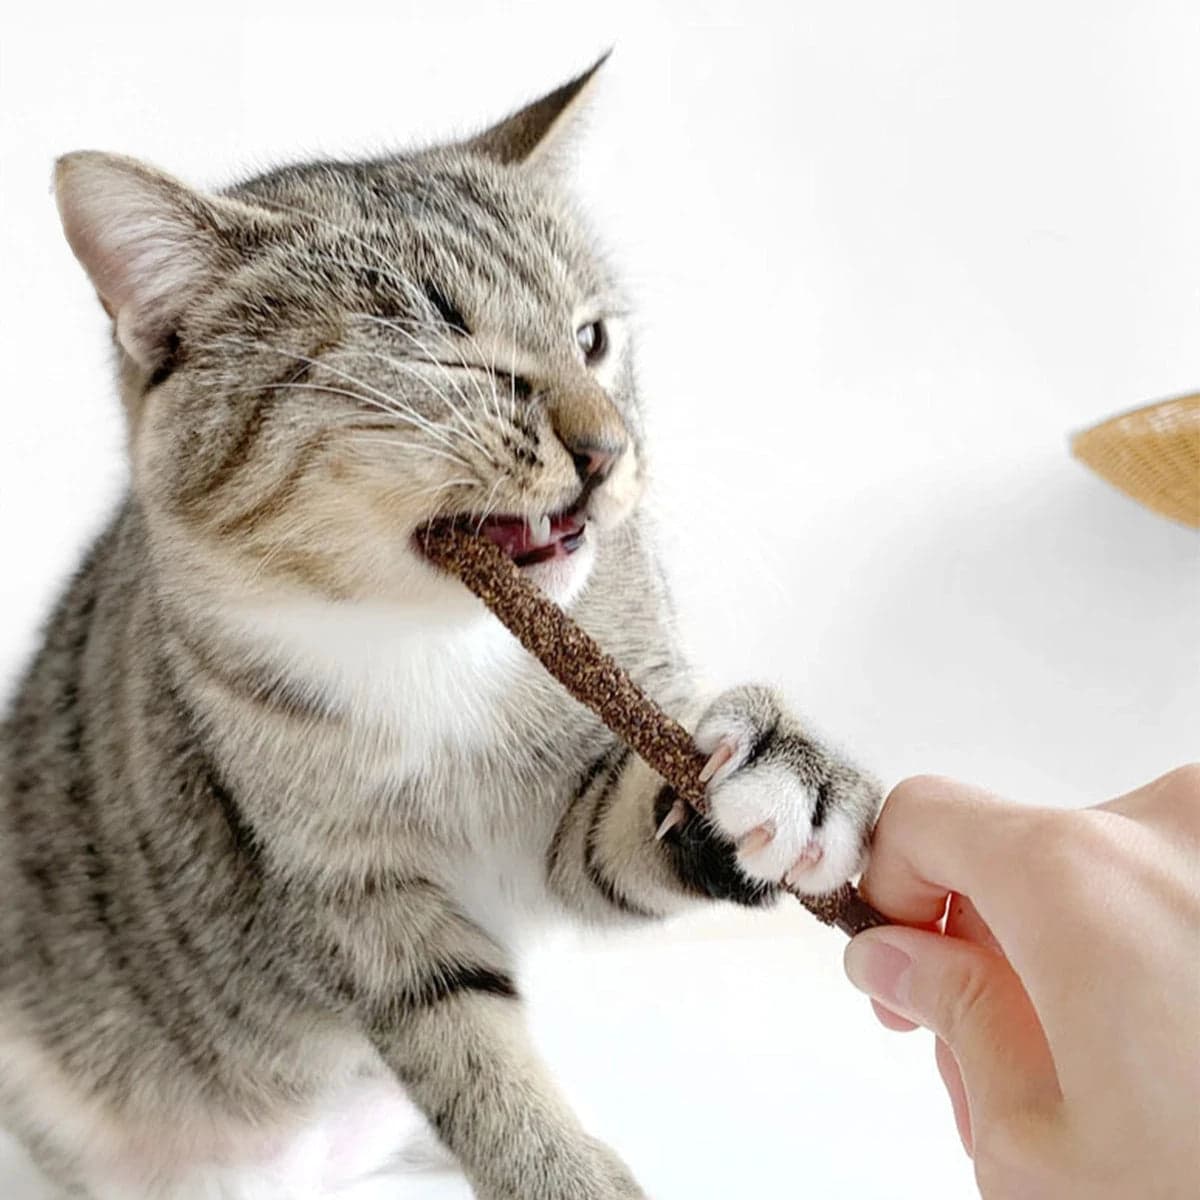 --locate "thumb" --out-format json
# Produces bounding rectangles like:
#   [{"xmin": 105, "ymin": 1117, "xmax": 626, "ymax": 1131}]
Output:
[{"xmin": 844, "ymin": 927, "xmax": 1061, "ymax": 1126}]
